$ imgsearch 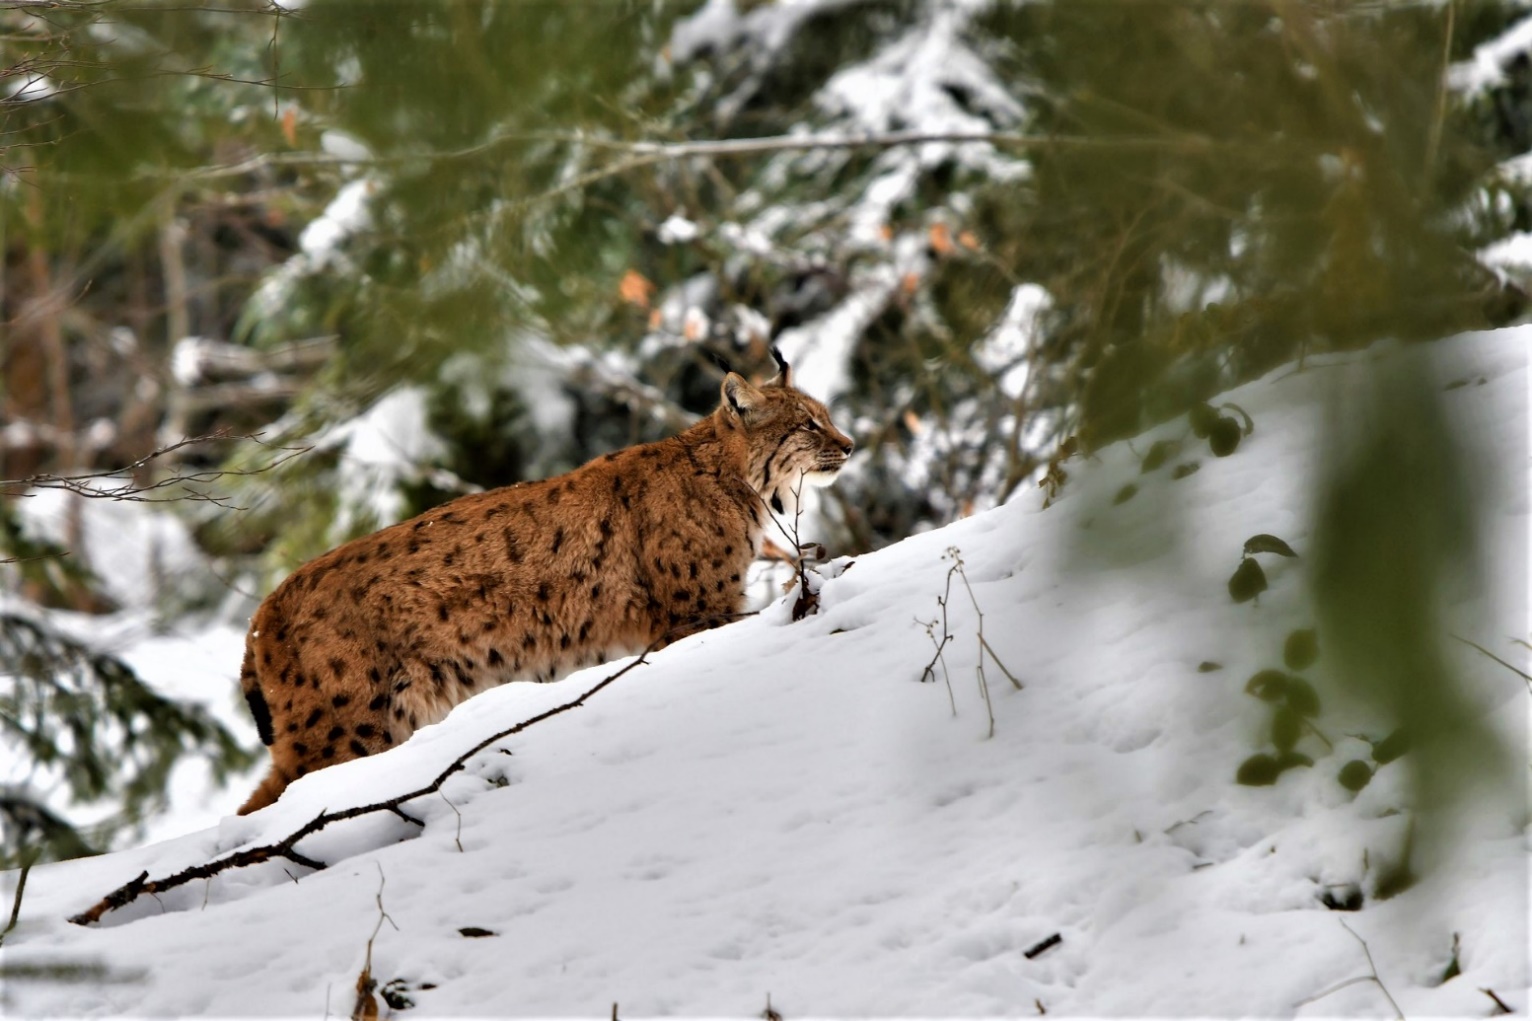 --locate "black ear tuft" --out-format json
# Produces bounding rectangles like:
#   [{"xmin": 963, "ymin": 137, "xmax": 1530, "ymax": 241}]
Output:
[
  {"xmin": 708, "ymin": 349, "xmax": 735, "ymax": 376},
  {"xmin": 769, "ymin": 346, "xmax": 792, "ymax": 387}
]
